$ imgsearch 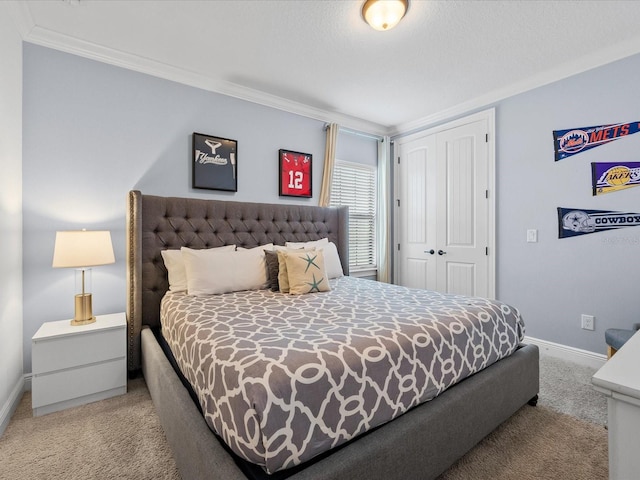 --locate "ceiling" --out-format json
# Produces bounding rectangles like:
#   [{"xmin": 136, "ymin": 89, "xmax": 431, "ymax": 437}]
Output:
[{"xmin": 10, "ymin": 0, "xmax": 640, "ymax": 135}]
